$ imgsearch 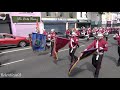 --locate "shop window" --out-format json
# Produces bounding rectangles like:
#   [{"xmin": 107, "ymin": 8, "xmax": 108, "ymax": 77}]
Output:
[
  {"xmin": 46, "ymin": 12, "xmax": 51, "ymax": 16},
  {"xmin": 69, "ymin": 12, "xmax": 73, "ymax": 18},
  {"xmin": 86, "ymin": 12, "xmax": 87, "ymax": 18},
  {"xmin": 3, "ymin": 35, "xmax": 14, "ymax": 38},
  {"xmin": 81, "ymin": 12, "xmax": 82, "ymax": 17},
  {"xmin": 60, "ymin": 12, "xmax": 64, "ymax": 17}
]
